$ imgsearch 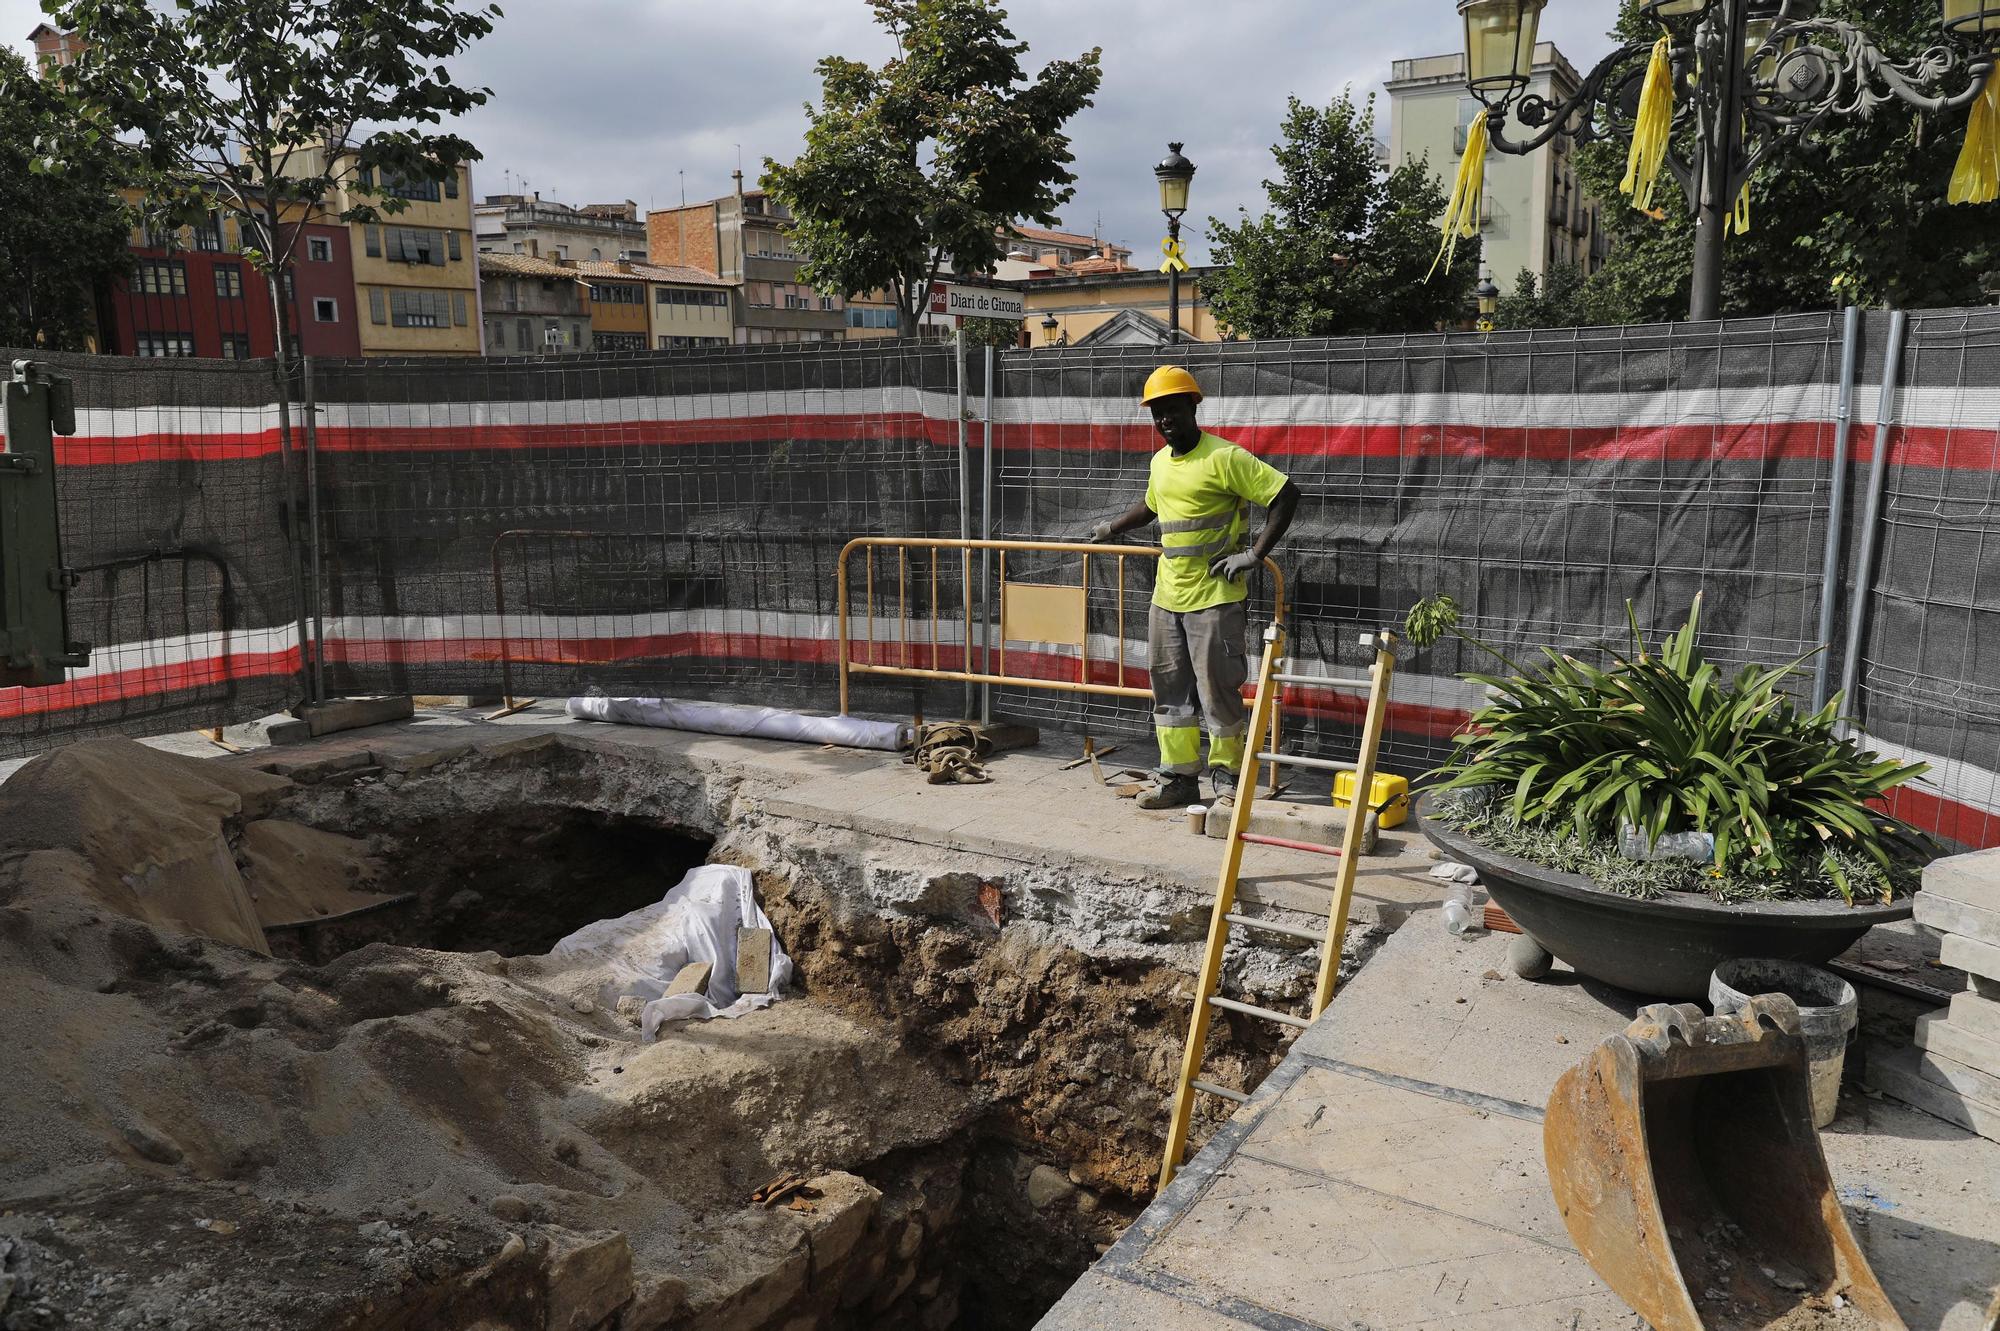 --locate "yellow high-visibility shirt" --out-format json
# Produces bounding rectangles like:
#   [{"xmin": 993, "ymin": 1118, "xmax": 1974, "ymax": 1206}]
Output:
[{"xmin": 1144, "ymin": 431, "xmax": 1289, "ymax": 613}]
